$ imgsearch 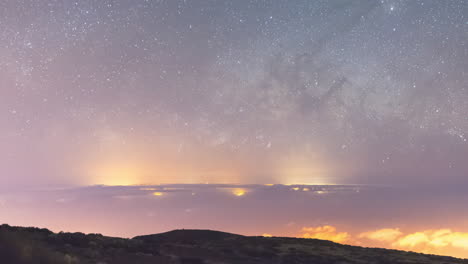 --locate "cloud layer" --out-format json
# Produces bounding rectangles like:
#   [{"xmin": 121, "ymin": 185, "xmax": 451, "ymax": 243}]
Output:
[{"xmin": 300, "ymin": 226, "xmax": 468, "ymax": 258}]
